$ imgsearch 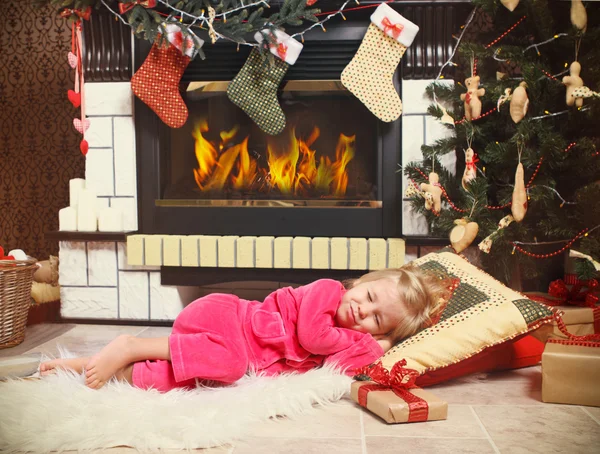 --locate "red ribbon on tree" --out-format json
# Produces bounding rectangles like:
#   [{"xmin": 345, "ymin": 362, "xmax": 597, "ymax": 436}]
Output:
[
  {"xmin": 355, "ymin": 360, "xmax": 429, "ymax": 423},
  {"xmin": 381, "ymin": 17, "xmax": 404, "ymax": 39},
  {"xmin": 60, "ymin": 7, "xmax": 92, "ymax": 21},
  {"xmin": 548, "ymin": 276, "xmax": 599, "ymax": 308},
  {"xmin": 466, "ymin": 153, "xmax": 479, "ymax": 171},
  {"xmin": 119, "ymin": 0, "xmax": 158, "ymax": 15}
]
